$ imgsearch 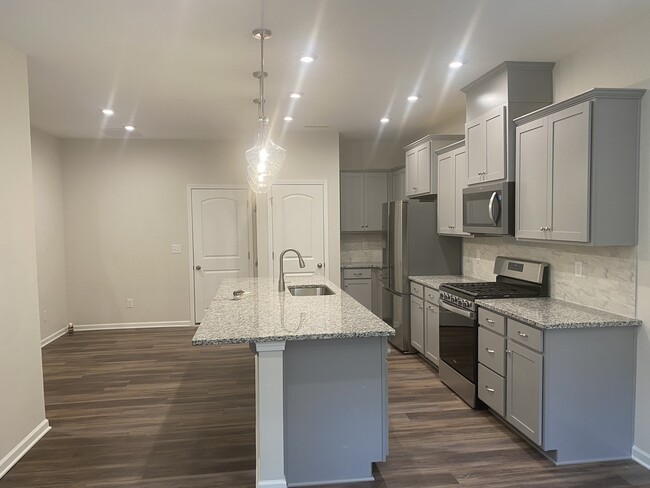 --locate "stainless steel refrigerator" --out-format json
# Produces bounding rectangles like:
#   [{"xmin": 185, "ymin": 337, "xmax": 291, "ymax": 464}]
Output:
[{"xmin": 382, "ymin": 200, "xmax": 461, "ymax": 353}]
